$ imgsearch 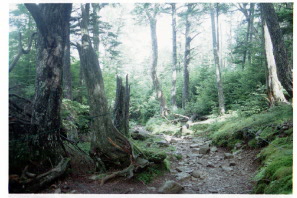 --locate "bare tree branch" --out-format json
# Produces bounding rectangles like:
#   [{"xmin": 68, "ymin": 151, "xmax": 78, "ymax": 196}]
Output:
[{"xmin": 9, "ymin": 32, "xmax": 37, "ymax": 72}]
